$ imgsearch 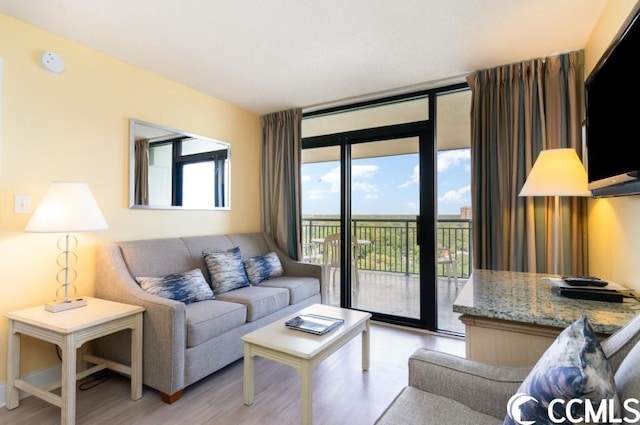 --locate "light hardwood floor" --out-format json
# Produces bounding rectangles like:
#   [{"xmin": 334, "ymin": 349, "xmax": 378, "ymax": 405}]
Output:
[{"xmin": 1, "ymin": 323, "xmax": 464, "ymax": 425}]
